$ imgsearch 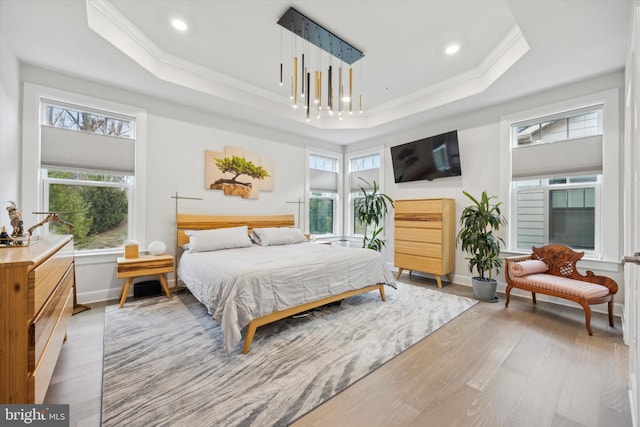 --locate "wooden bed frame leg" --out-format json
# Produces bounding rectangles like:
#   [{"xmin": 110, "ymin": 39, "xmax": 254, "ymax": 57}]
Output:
[
  {"xmin": 243, "ymin": 321, "xmax": 258, "ymax": 354},
  {"xmin": 379, "ymin": 284, "xmax": 386, "ymax": 302}
]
